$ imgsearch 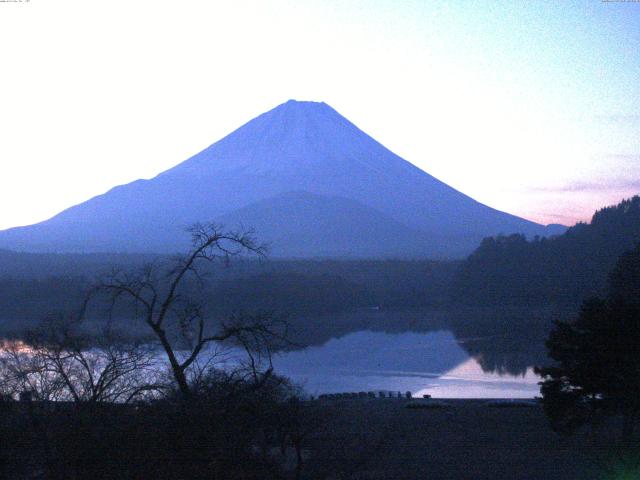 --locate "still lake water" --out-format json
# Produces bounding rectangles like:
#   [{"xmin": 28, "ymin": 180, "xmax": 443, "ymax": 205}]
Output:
[
  {"xmin": 270, "ymin": 330, "xmax": 541, "ymax": 399},
  {"xmin": 3, "ymin": 308, "xmax": 549, "ymax": 399}
]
